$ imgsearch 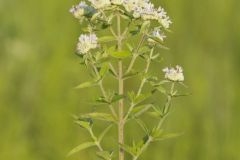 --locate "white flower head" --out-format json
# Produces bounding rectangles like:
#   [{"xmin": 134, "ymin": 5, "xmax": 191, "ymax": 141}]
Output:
[
  {"xmin": 70, "ymin": 2, "xmax": 92, "ymax": 19},
  {"xmin": 163, "ymin": 65, "xmax": 184, "ymax": 82},
  {"xmin": 152, "ymin": 28, "xmax": 166, "ymax": 41},
  {"xmin": 88, "ymin": 0, "xmax": 111, "ymax": 9},
  {"xmin": 77, "ymin": 34, "xmax": 98, "ymax": 54},
  {"xmin": 156, "ymin": 7, "xmax": 172, "ymax": 29}
]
